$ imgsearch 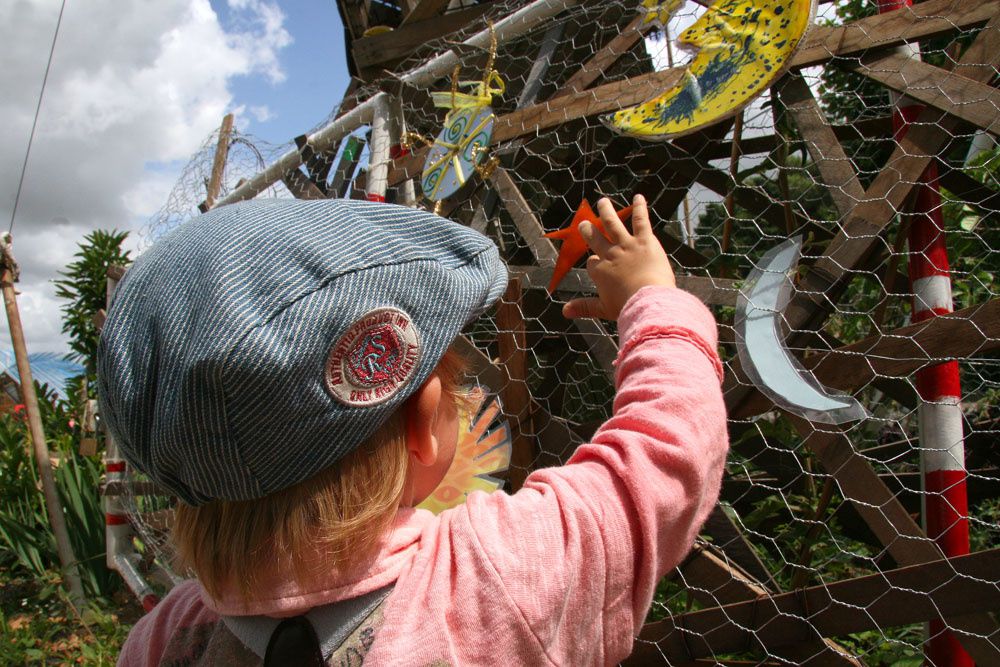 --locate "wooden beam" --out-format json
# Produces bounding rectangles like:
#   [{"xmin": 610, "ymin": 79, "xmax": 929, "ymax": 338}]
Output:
[
  {"xmin": 790, "ymin": 416, "xmax": 941, "ymax": 567},
  {"xmin": 199, "ymin": 113, "xmax": 234, "ymax": 212},
  {"xmin": 728, "ymin": 17, "xmax": 1000, "ymax": 415},
  {"xmin": 630, "ymin": 548, "xmax": 1000, "ymax": 664},
  {"xmin": 675, "ymin": 546, "xmax": 863, "ymax": 666},
  {"xmin": 791, "ymin": 417, "xmax": 1000, "ymax": 665},
  {"xmin": 557, "ymin": 15, "xmax": 649, "ymax": 97},
  {"xmin": 803, "ymin": 16, "xmax": 1000, "ymax": 323},
  {"xmin": 792, "ymin": 0, "xmax": 997, "ymax": 69},
  {"xmin": 496, "ymin": 277, "xmax": 535, "ymax": 492},
  {"xmin": 281, "ymin": 168, "xmax": 327, "ymax": 200},
  {"xmin": 352, "ymin": 4, "xmax": 494, "ymax": 72},
  {"xmin": 777, "ymin": 75, "xmax": 866, "ymax": 218},
  {"xmin": 484, "ymin": 0, "xmax": 994, "ymax": 148},
  {"xmin": 938, "ymin": 163, "xmax": 1000, "ymax": 220},
  {"xmin": 701, "ymin": 505, "xmax": 779, "ymax": 590},
  {"xmin": 848, "ymin": 51, "xmax": 1000, "ymax": 139},
  {"xmin": 493, "ymin": 68, "xmax": 686, "ymax": 144},
  {"xmin": 509, "ymin": 265, "xmax": 739, "ymax": 307},
  {"xmin": 400, "ymin": 0, "xmax": 451, "ymax": 26}
]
